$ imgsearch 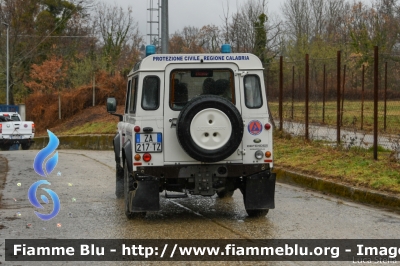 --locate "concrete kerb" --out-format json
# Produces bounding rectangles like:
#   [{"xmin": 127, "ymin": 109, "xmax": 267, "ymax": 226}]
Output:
[
  {"xmin": 31, "ymin": 135, "xmax": 400, "ymax": 212},
  {"xmin": 31, "ymin": 135, "xmax": 114, "ymax": 150}
]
